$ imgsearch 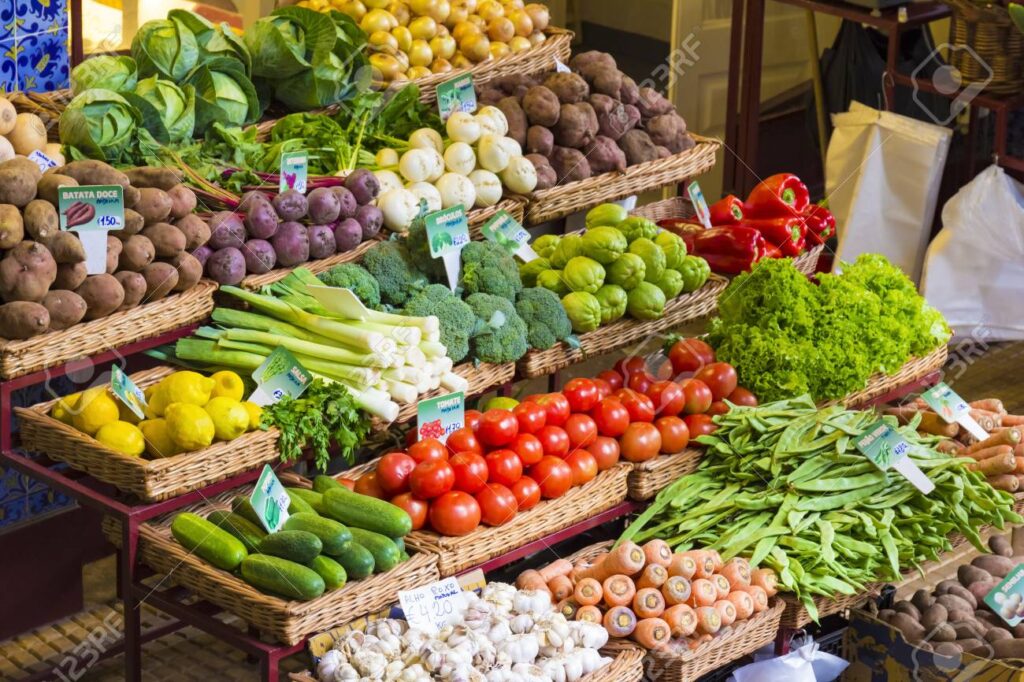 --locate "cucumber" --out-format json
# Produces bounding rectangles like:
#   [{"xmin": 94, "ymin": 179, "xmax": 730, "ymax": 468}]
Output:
[
  {"xmin": 230, "ymin": 496, "xmax": 264, "ymax": 528},
  {"xmin": 323, "ymin": 488, "xmax": 413, "ymax": 537},
  {"xmin": 240, "ymin": 554, "xmax": 324, "ymax": 601},
  {"xmin": 171, "ymin": 513, "xmax": 247, "ymax": 571},
  {"xmin": 283, "ymin": 512, "xmax": 352, "ymax": 555},
  {"xmin": 348, "ymin": 527, "xmax": 401, "ymax": 573},
  {"xmin": 258, "ymin": 530, "xmax": 322, "ymax": 563},
  {"xmin": 307, "ymin": 555, "xmax": 347, "ymax": 590},
  {"xmin": 392, "ymin": 536, "xmax": 405, "ymax": 554},
  {"xmin": 286, "ymin": 487, "xmax": 326, "ymax": 514},
  {"xmin": 312, "ymin": 475, "xmax": 345, "ymax": 494},
  {"xmin": 286, "ymin": 490, "xmax": 316, "ymax": 516},
  {"xmin": 329, "ymin": 541, "xmax": 375, "ymax": 579},
  {"xmin": 206, "ymin": 510, "xmax": 267, "ymax": 553}
]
